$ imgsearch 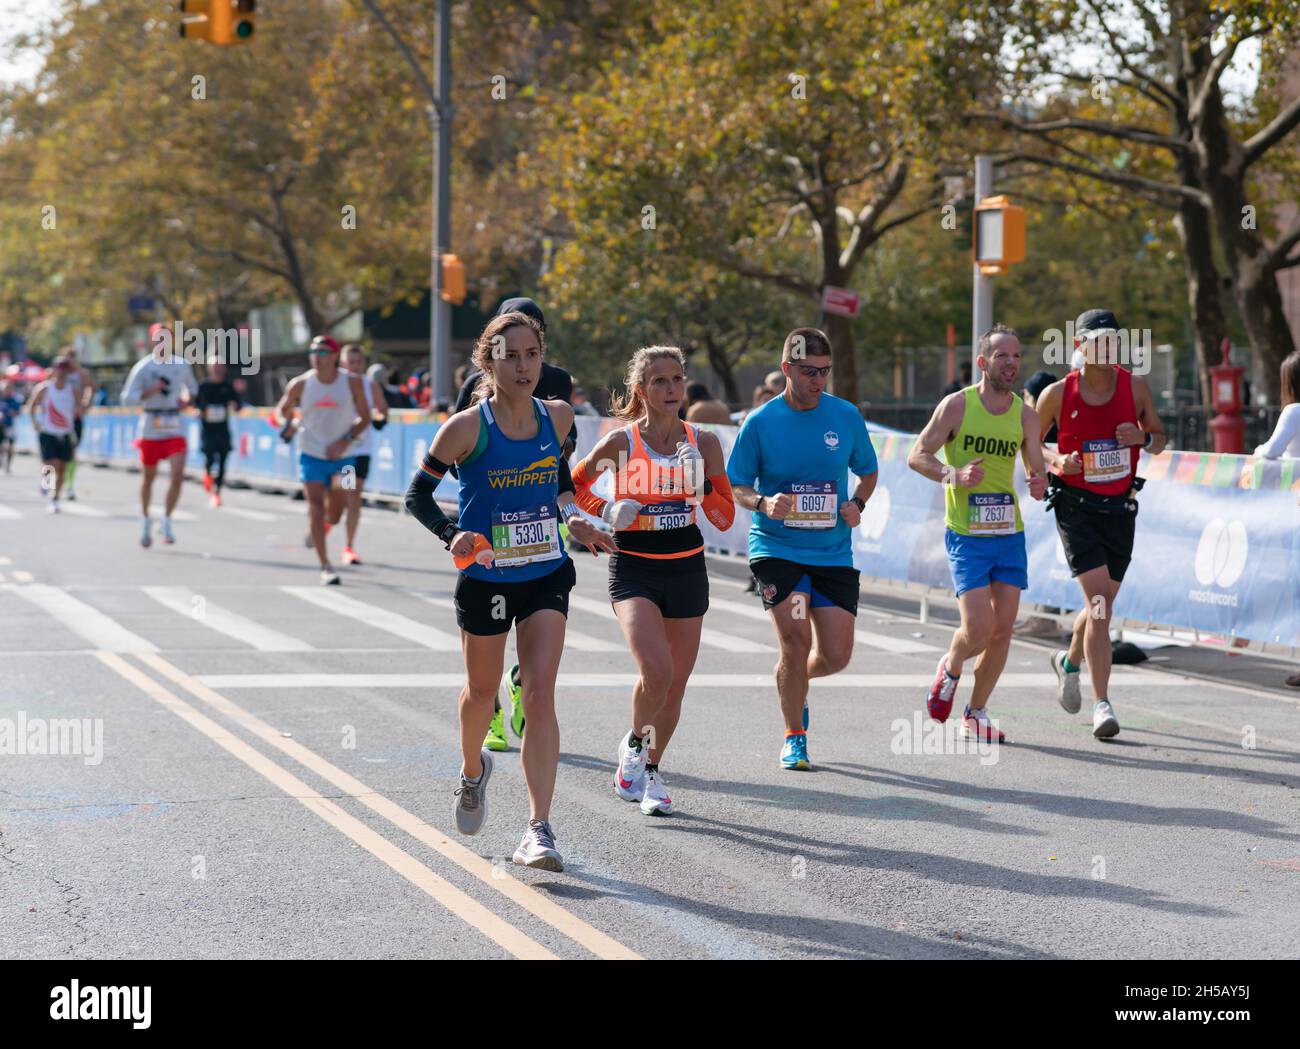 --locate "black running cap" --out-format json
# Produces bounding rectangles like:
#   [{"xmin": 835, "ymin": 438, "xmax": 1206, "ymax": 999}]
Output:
[
  {"xmin": 496, "ymin": 297, "xmax": 545, "ymax": 331},
  {"xmin": 1075, "ymin": 308, "xmax": 1120, "ymax": 335}
]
